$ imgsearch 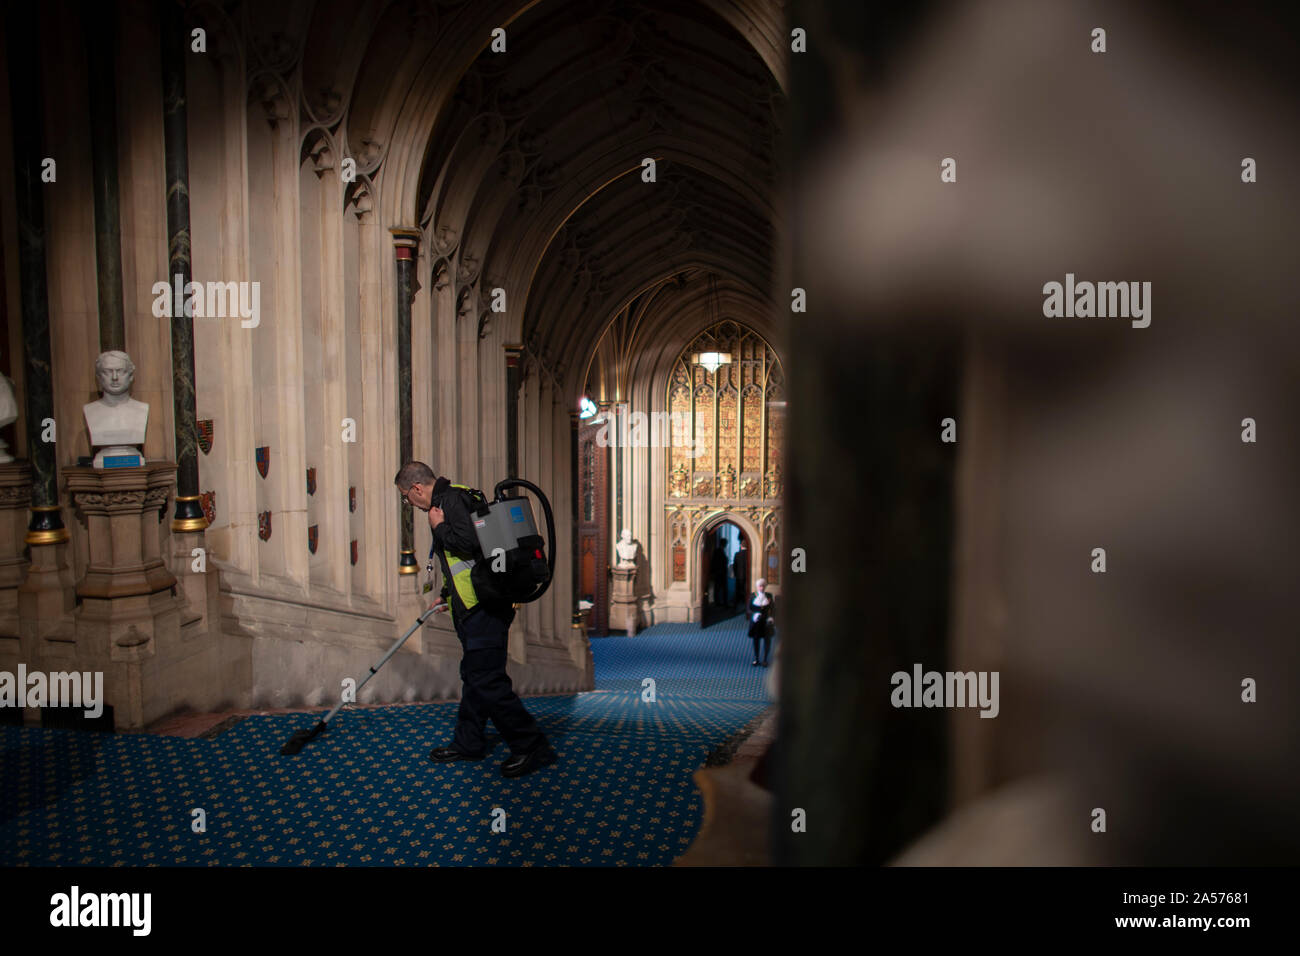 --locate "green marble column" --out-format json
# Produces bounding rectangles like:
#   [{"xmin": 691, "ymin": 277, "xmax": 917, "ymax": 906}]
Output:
[
  {"xmin": 506, "ymin": 346, "xmax": 521, "ymax": 478},
  {"xmin": 7, "ymin": 5, "xmax": 67, "ymax": 543},
  {"xmin": 86, "ymin": 1, "xmax": 125, "ymax": 354},
  {"xmin": 160, "ymin": 0, "xmax": 205, "ymax": 532},
  {"xmin": 391, "ymin": 227, "xmax": 420, "ymax": 575}
]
